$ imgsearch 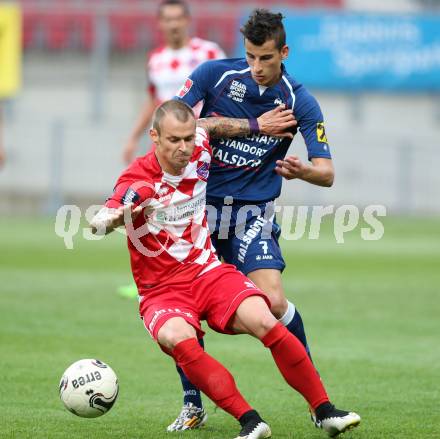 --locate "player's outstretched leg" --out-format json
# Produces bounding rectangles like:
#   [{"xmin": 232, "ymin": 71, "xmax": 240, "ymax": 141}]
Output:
[
  {"xmin": 231, "ymin": 296, "xmax": 361, "ymax": 437},
  {"xmin": 248, "ymin": 269, "xmax": 319, "ymax": 427},
  {"xmin": 247, "ymin": 270, "xmax": 312, "ymax": 357},
  {"xmin": 262, "ymin": 323, "xmax": 361, "ymax": 437},
  {"xmin": 278, "ymin": 304, "xmax": 361, "ymax": 435}
]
